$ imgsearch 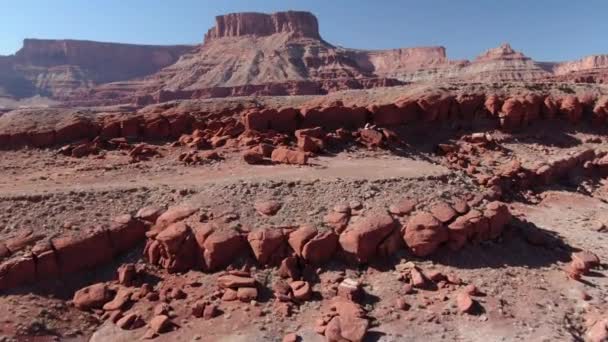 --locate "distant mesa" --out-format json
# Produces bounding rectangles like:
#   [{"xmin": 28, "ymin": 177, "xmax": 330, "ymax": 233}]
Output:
[
  {"xmin": 1, "ymin": 10, "xmax": 607, "ymax": 106},
  {"xmin": 474, "ymin": 43, "xmax": 530, "ymax": 62}
]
